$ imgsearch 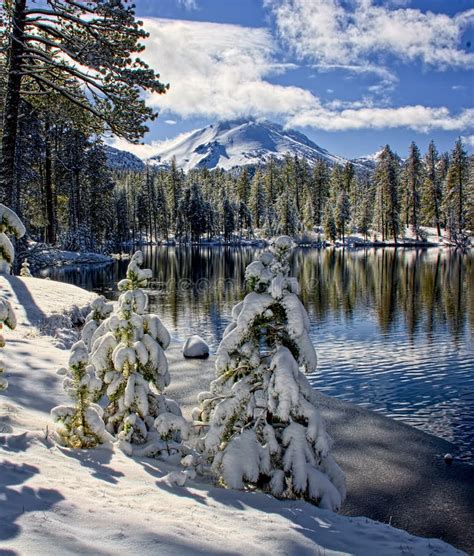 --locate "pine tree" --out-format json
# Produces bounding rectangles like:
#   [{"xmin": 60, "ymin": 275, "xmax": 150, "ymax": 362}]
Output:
[
  {"xmin": 238, "ymin": 202, "xmax": 252, "ymax": 238},
  {"xmin": 155, "ymin": 179, "xmax": 169, "ymax": 240},
  {"xmin": 0, "ymin": 298, "xmax": 16, "ymax": 390},
  {"xmin": 189, "ymin": 183, "xmax": 207, "ymax": 241},
  {"xmin": 335, "ymin": 190, "xmax": 351, "ymax": 242},
  {"xmin": 1, "ymin": 0, "xmax": 168, "ymax": 209},
  {"xmin": 372, "ymin": 146, "xmax": 400, "ymax": 243},
  {"xmin": 176, "ymin": 188, "xmax": 191, "ymax": 242},
  {"xmin": 301, "ymin": 187, "xmax": 314, "ymax": 232},
  {"xmin": 311, "ymin": 160, "xmax": 330, "ymax": 227},
  {"xmin": 442, "ymin": 139, "xmax": 469, "ymax": 239},
  {"xmin": 19, "ymin": 258, "xmax": 31, "ymax": 277},
  {"xmin": 193, "ymin": 237, "xmax": 346, "ymax": 509},
  {"xmin": 263, "ymin": 206, "xmax": 278, "ymax": 238},
  {"xmin": 356, "ymin": 179, "xmax": 373, "ymax": 241},
  {"xmin": 223, "ymin": 199, "xmax": 236, "ymax": 242},
  {"xmin": 89, "ymin": 252, "xmax": 186, "ymax": 456},
  {"xmin": 421, "ymin": 141, "xmax": 442, "ymax": 237},
  {"xmin": 403, "ymin": 142, "xmax": 422, "ymax": 239},
  {"xmin": 237, "ymin": 168, "xmax": 251, "ymax": 205},
  {"xmin": 322, "ymin": 205, "xmax": 337, "ymax": 242},
  {"xmin": 264, "ymin": 157, "xmax": 278, "ymax": 204},
  {"xmin": 275, "ymin": 193, "xmax": 299, "ymax": 236},
  {"xmin": 85, "ymin": 141, "xmax": 115, "ymax": 246},
  {"xmin": 249, "ymin": 169, "xmax": 267, "ymax": 229},
  {"xmin": 467, "ymin": 155, "xmax": 474, "ymax": 233},
  {"xmin": 51, "ymin": 341, "xmax": 112, "ymax": 448},
  {"xmin": 167, "ymin": 158, "xmax": 183, "ymax": 227}
]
